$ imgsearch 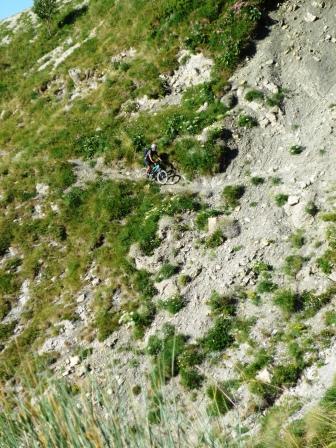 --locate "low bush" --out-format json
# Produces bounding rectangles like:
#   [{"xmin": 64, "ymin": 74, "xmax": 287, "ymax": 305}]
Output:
[
  {"xmin": 275, "ymin": 194, "xmax": 288, "ymax": 207},
  {"xmin": 200, "ymin": 317, "xmax": 233, "ymax": 352},
  {"xmin": 204, "ymin": 229, "xmax": 226, "ymax": 248},
  {"xmin": 207, "ymin": 291, "xmax": 237, "ymax": 316},
  {"xmin": 257, "ymin": 278, "xmax": 277, "ymax": 294},
  {"xmin": 283, "ymin": 255, "xmax": 304, "ymax": 277},
  {"xmin": 158, "ymin": 295, "xmax": 185, "ymax": 314},
  {"xmin": 206, "ymin": 384, "xmax": 234, "ymax": 416},
  {"xmin": 251, "ymin": 176, "xmax": 265, "ymax": 186},
  {"xmin": 289, "ymin": 145, "xmax": 304, "ymax": 155},
  {"xmin": 155, "ymin": 263, "xmax": 179, "ymax": 282},
  {"xmin": 273, "ymin": 289, "xmax": 302, "ymax": 313},
  {"xmin": 222, "ymin": 185, "xmax": 245, "ymax": 208},
  {"xmin": 305, "ymin": 201, "xmax": 319, "ymax": 217},
  {"xmin": 245, "ymin": 90, "xmax": 264, "ymax": 102},
  {"xmin": 290, "ymin": 230, "xmax": 305, "ymax": 249},
  {"xmin": 237, "ymin": 114, "xmax": 258, "ymax": 128}
]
